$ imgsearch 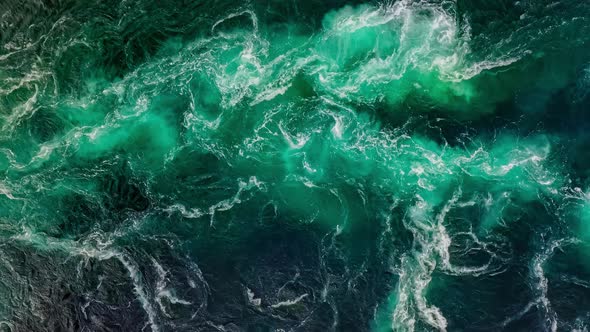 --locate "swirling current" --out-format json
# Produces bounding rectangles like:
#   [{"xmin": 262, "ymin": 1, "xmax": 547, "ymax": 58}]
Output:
[{"xmin": 1, "ymin": 0, "xmax": 590, "ymax": 331}]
